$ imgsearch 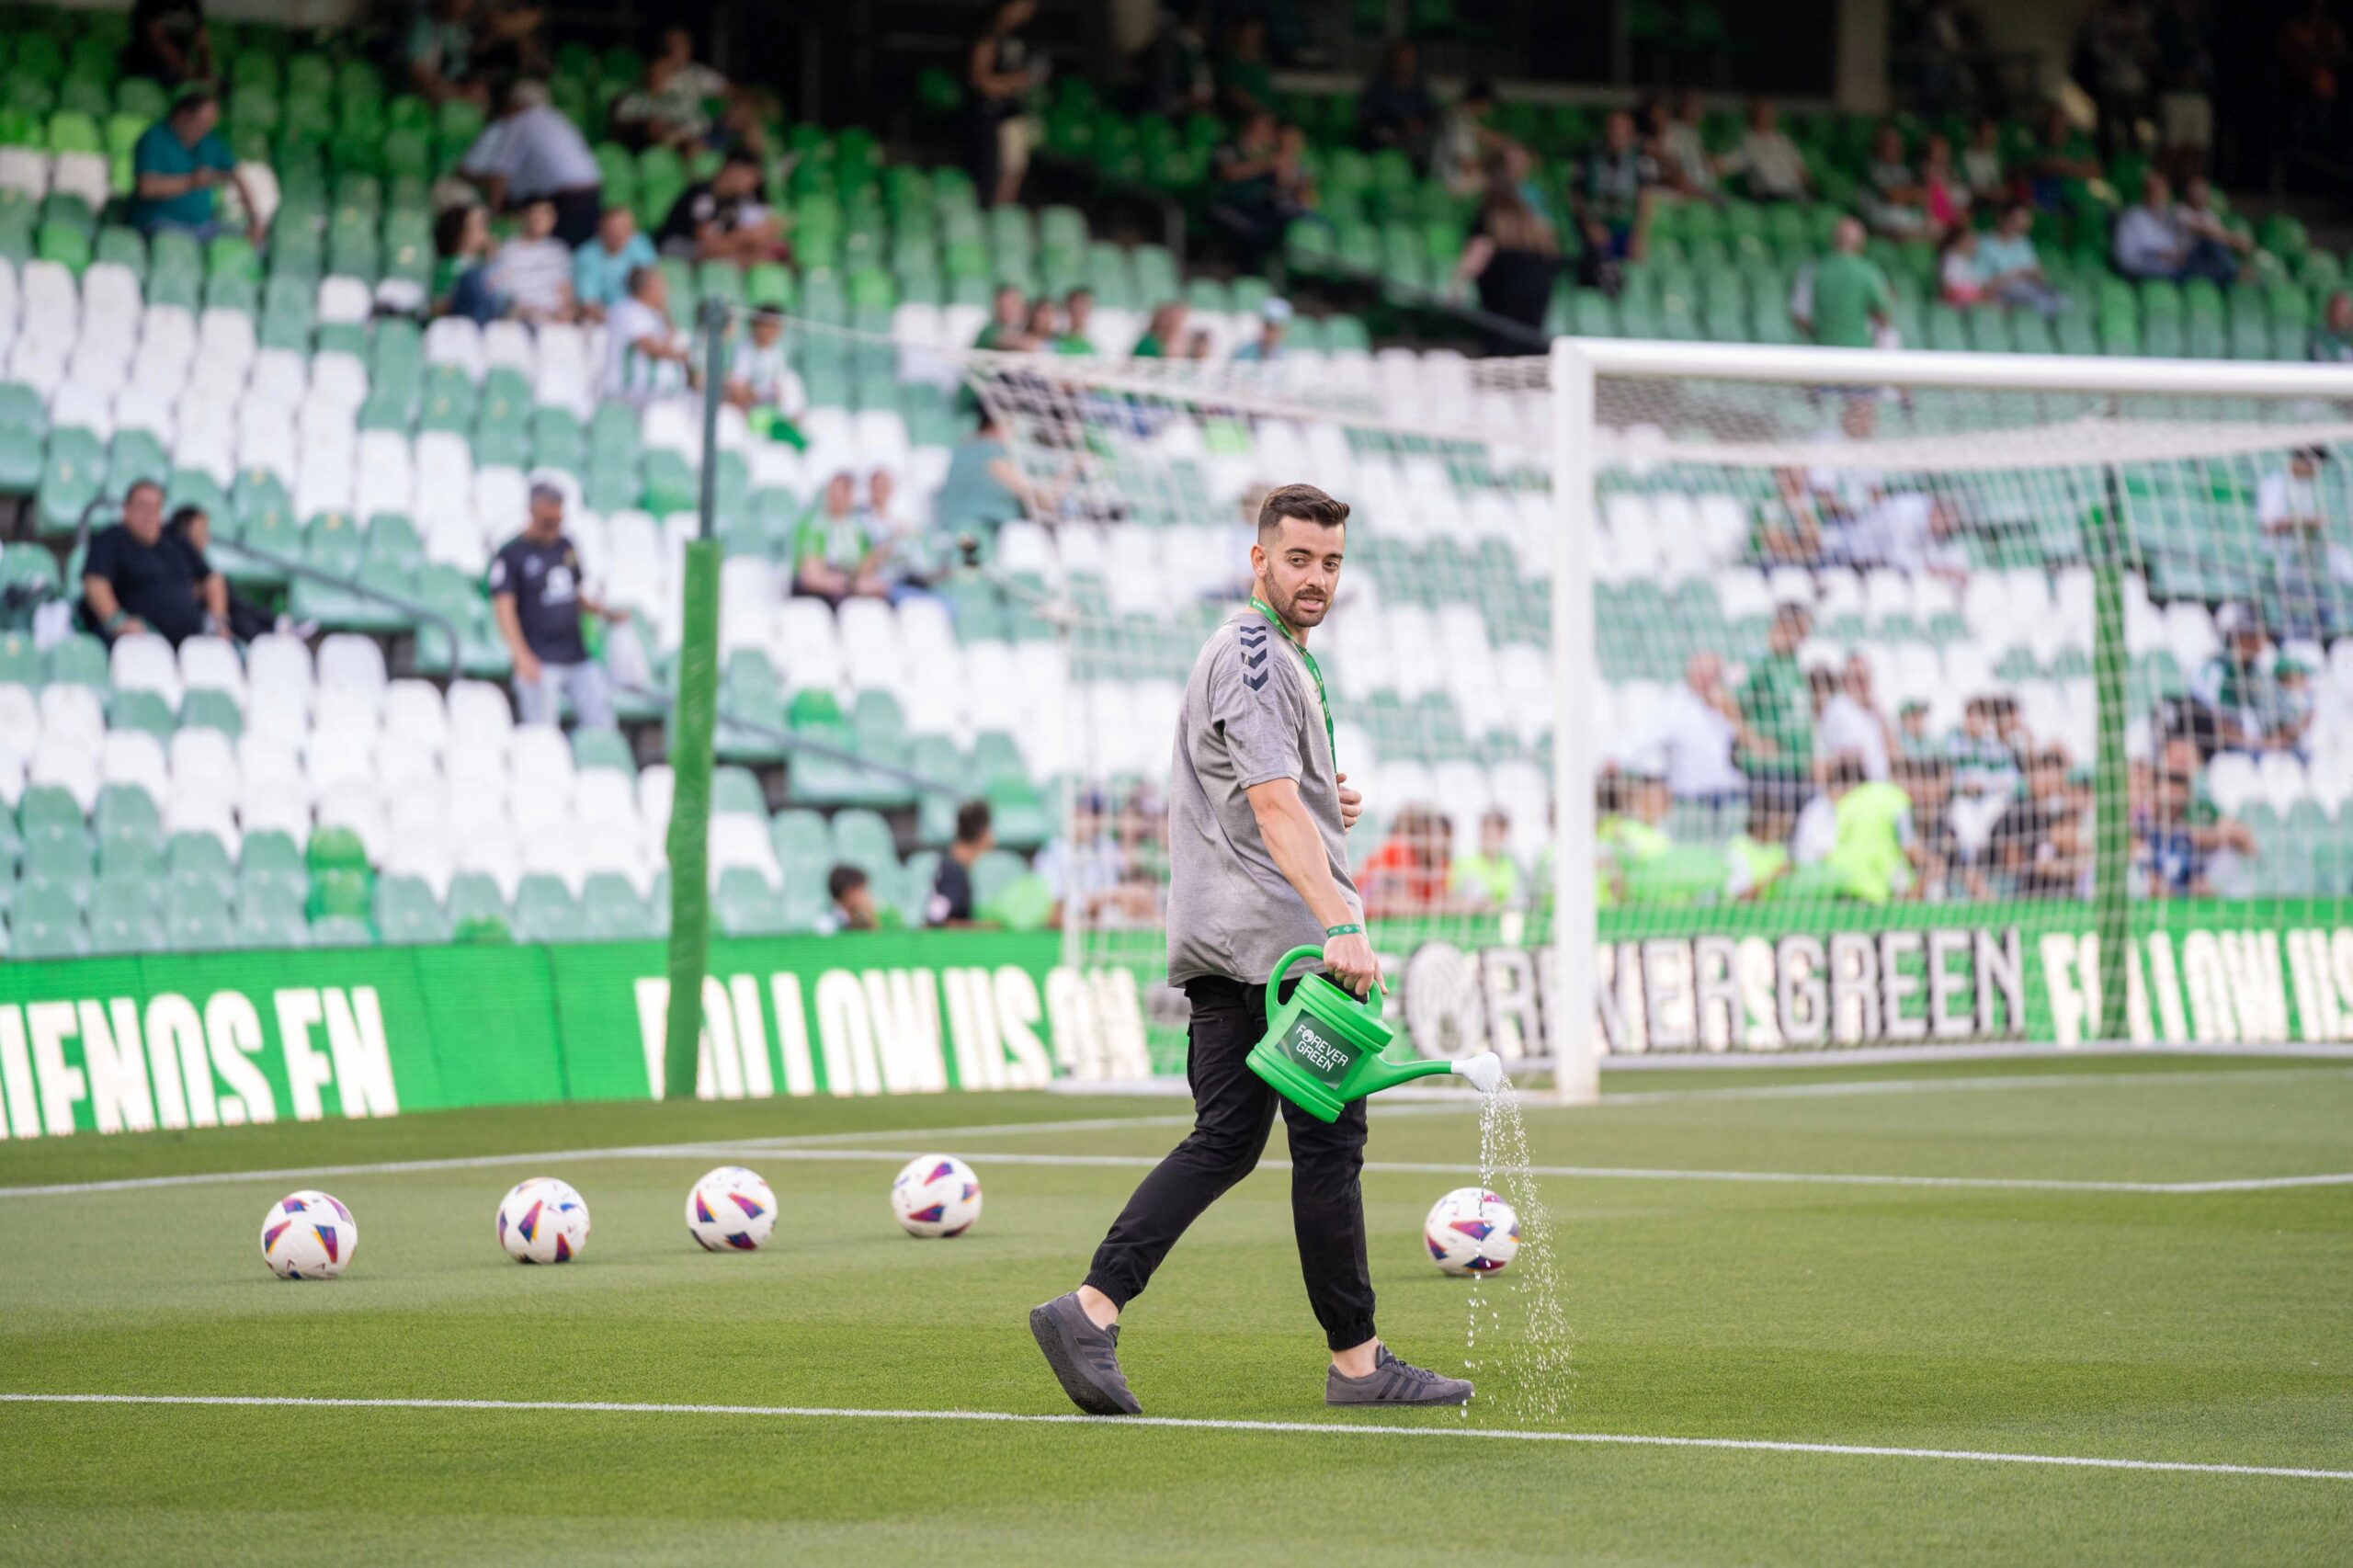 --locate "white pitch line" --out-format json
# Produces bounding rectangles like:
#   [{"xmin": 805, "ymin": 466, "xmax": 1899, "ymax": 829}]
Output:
[
  {"xmin": 1591, "ymin": 1063, "xmax": 2353, "ymax": 1107},
  {"xmin": 0, "ymin": 1392, "xmax": 2344, "ymax": 1483}
]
